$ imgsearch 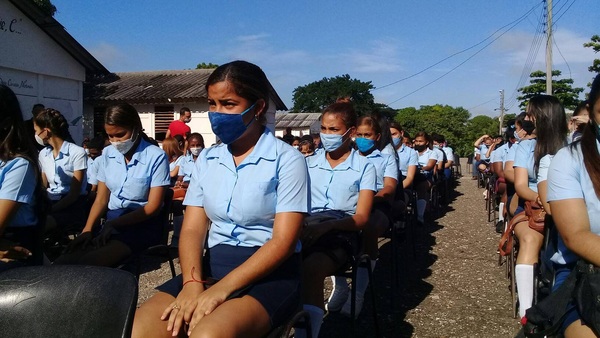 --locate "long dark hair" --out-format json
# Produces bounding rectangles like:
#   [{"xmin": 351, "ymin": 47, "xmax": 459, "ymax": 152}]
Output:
[
  {"xmin": 33, "ymin": 108, "xmax": 75, "ymax": 143},
  {"xmin": 526, "ymin": 95, "xmax": 568, "ymax": 175},
  {"xmin": 581, "ymin": 74, "xmax": 600, "ymax": 198},
  {"xmin": 0, "ymin": 85, "xmax": 49, "ymax": 251},
  {"xmin": 104, "ymin": 103, "xmax": 152, "ymax": 143},
  {"xmin": 205, "ymin": 60, "xmax": 270, "ymax": 122},
  {"xmin": 0, "ymin": 86, "xmax": 39, "ymax": 164}
]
